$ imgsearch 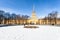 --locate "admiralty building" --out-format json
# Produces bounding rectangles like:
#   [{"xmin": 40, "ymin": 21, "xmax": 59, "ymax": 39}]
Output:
[{"xmin": 1, "ymin": 6, "xmax": 60, "ymax": 25}]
